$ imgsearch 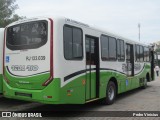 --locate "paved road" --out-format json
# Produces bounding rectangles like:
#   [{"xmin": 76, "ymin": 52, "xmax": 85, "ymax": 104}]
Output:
[{"xmin": 0, "ymin": 75, "xmax": 160, "ymax": 120}]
